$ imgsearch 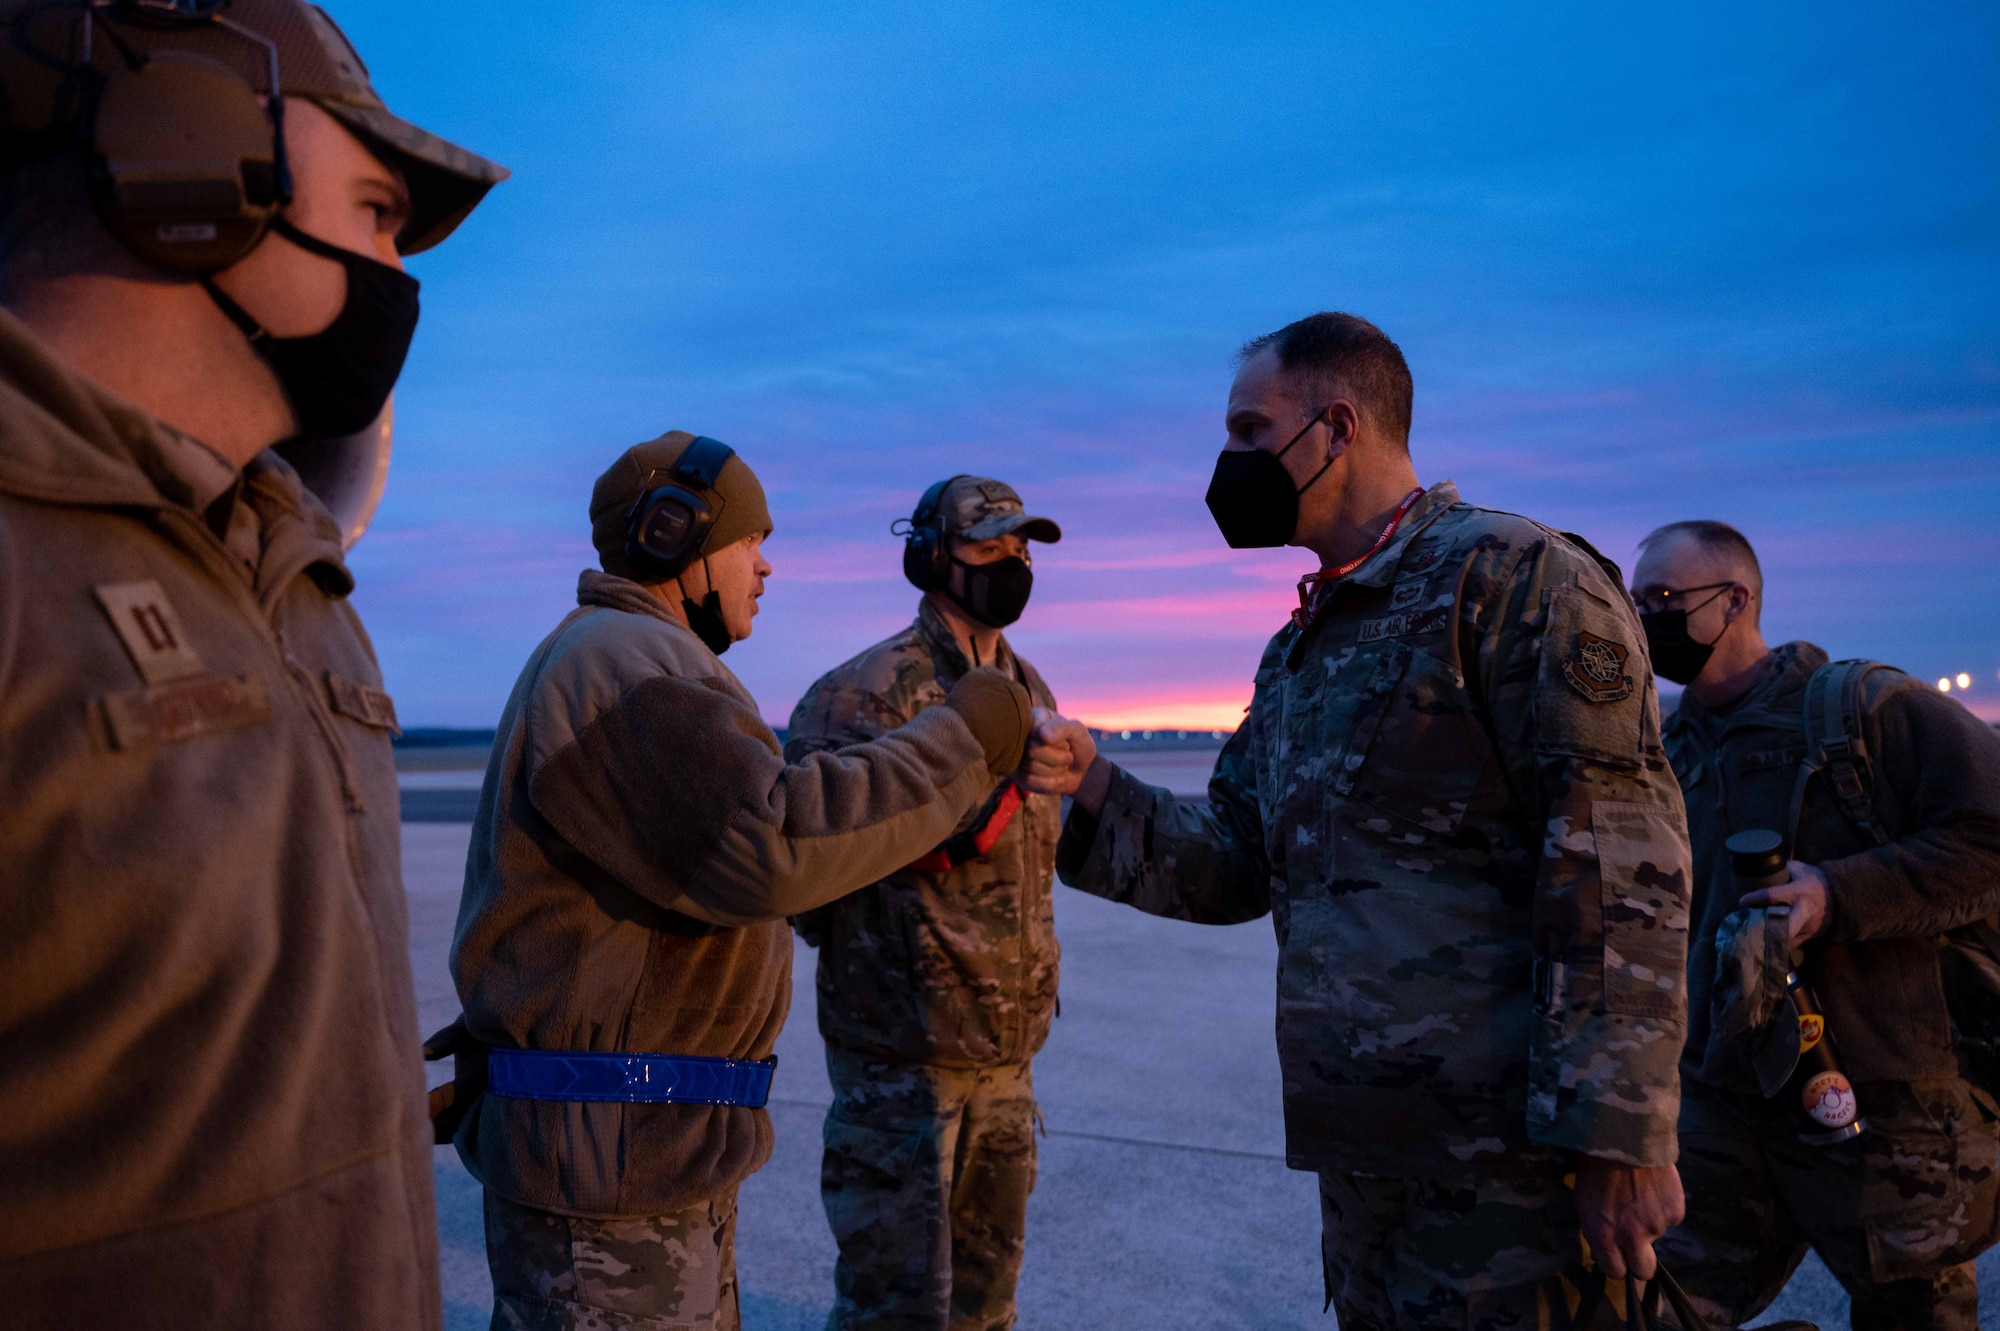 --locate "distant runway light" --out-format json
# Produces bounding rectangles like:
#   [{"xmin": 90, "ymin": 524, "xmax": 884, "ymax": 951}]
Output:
[
  {"xmin": 1938, "ymin": 678, "xmax": 1952, "ymax": 692},
  {"xmin": 1956, "ymin": 672, "xmax": 1972, "ymax": 690}
]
